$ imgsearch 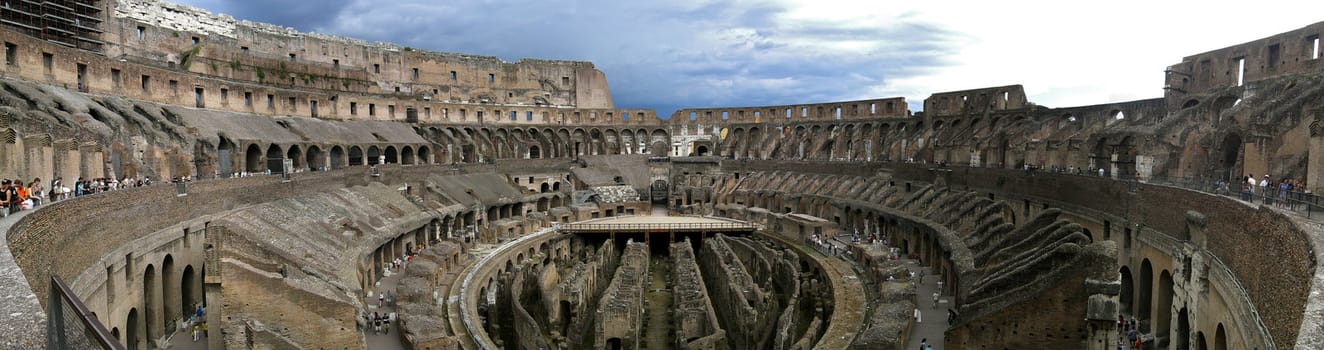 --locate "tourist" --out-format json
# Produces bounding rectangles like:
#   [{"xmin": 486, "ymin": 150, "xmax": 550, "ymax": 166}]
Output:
[
  {"xmin": 0, "ymin": 179, "xmax": 13, "ymax": 217},
  {"xmin": 378, "ymin": 292, "xmax": 385, "ymax": 307},
  {"xmin": 932, "ymin": 291, "xmax": 940, "ymax": 308}
]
